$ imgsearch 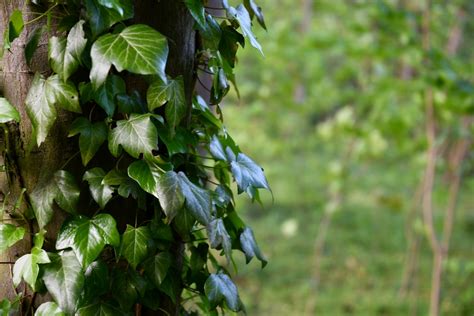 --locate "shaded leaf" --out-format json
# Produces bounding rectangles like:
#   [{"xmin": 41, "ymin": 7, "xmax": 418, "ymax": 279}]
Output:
[
  {"xmin": 204, "ymin": 273, "xmax": 240, "ymax": 311},
  {"xmin": 143, "ymin": 252, "xmax": 172, "ymax": 287},
  {"xmin": 184, "ymin": 0, "xmax": 207, "ymax": 30},
  {"xmin": 25, "ymin": 26, "xmax": 43, "ymax": 66},
  {"xmin": 240, "ymin": 227, "xmax": 267, "ymax": 267},
  {"xmin": 178, "ymin": 172, "xmax": 212, "ymax": 225},
  {"xmin": 69, "ymin": 118, "xmax": 108, "ymax": 165},
  {"xmin": 85, "ymin": 0, "xmax": 134, "ymax": 37},
  {"xmin": 93, "ymin": 75, "xmax": 126, "ymax": 117},
  {"xmin": 76, "ymin": 302, "xmax": 128, "ymax": 316},
  {"xmin": 155, "ymin": 171, "xmax": 185, "ymax": 221},
  {"xmin": 207, "ymin": 218, "xmax": 232, "ymax": 264},
  {"xmin": 83, "ymin": 168, "xmax": 114, "ymax": 209}
]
